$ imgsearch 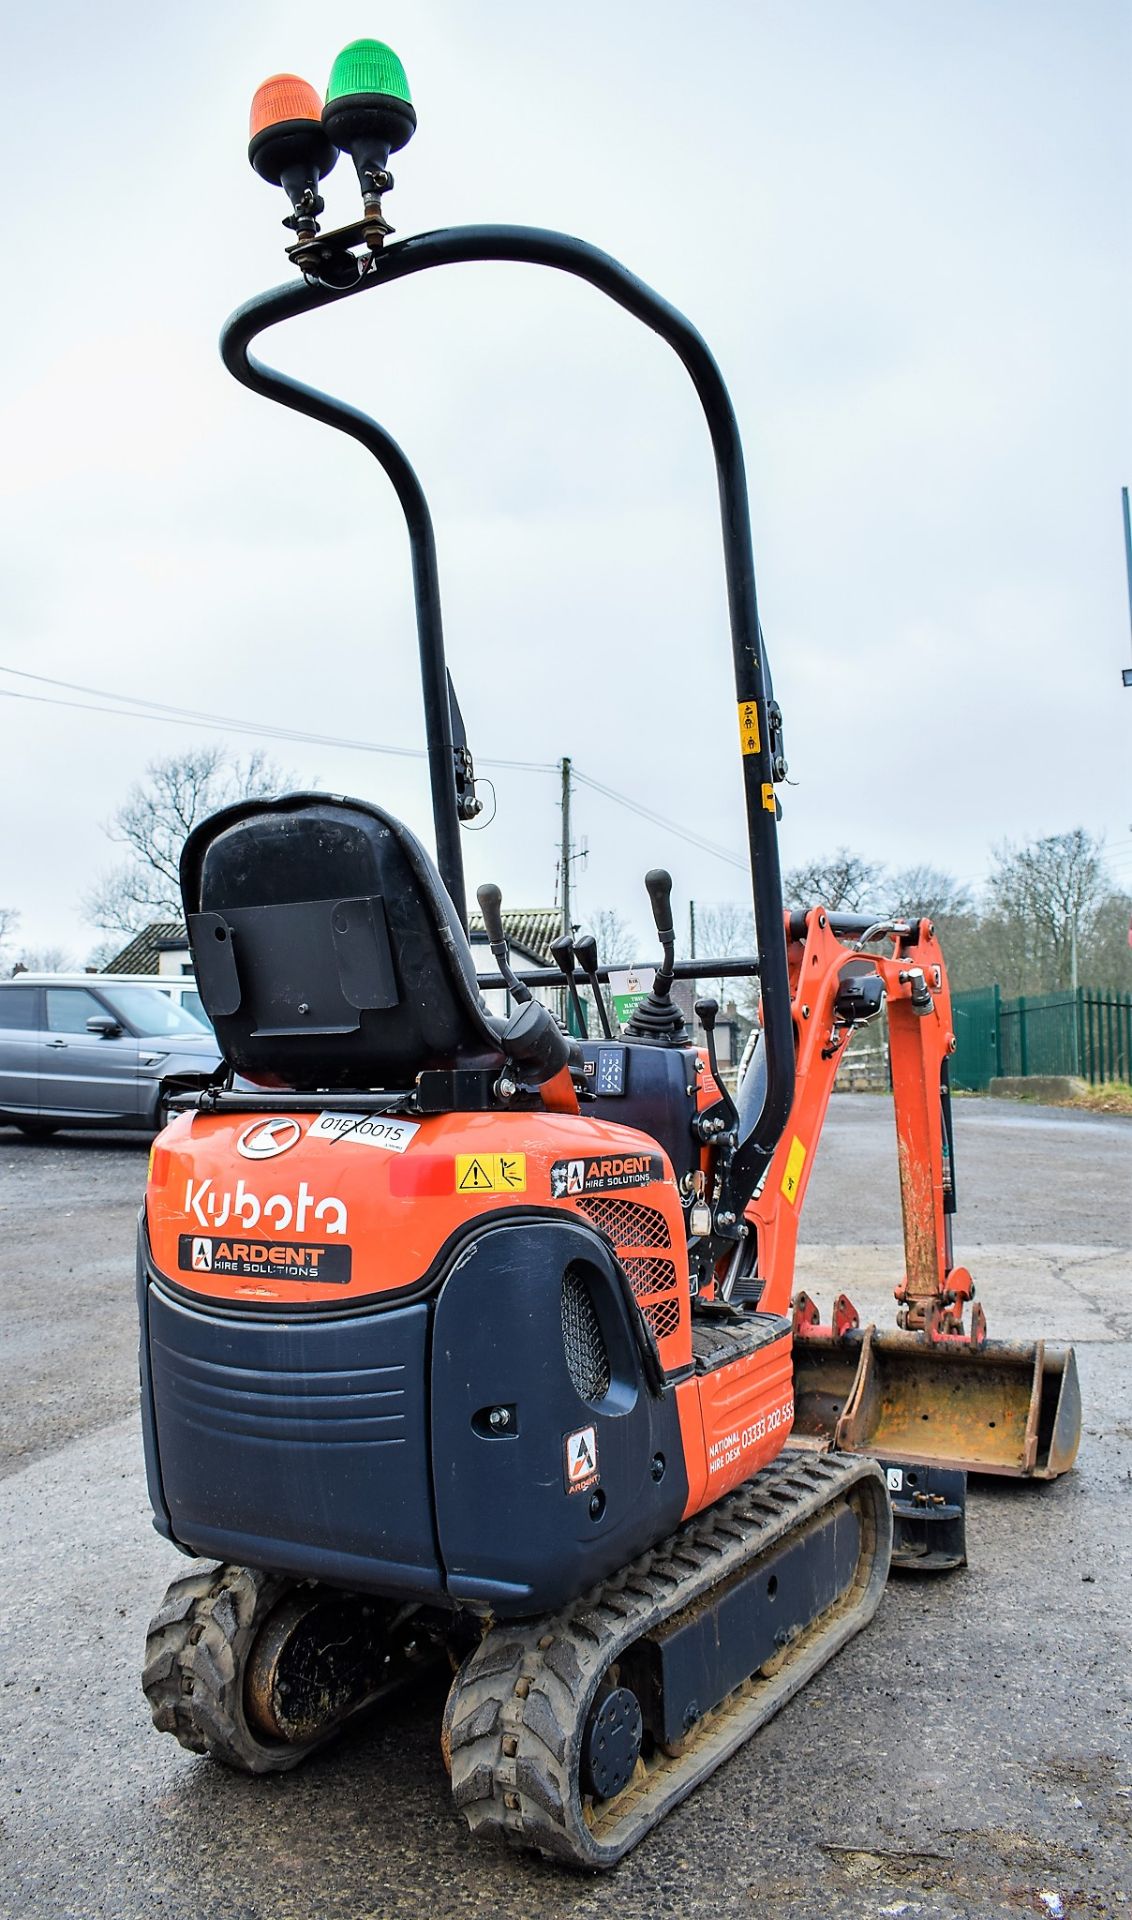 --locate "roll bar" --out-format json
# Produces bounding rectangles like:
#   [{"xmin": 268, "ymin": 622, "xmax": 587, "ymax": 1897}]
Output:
[{"xmin": 219, "ymin": 224, "xmax": 793, "ymax": 1191}]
